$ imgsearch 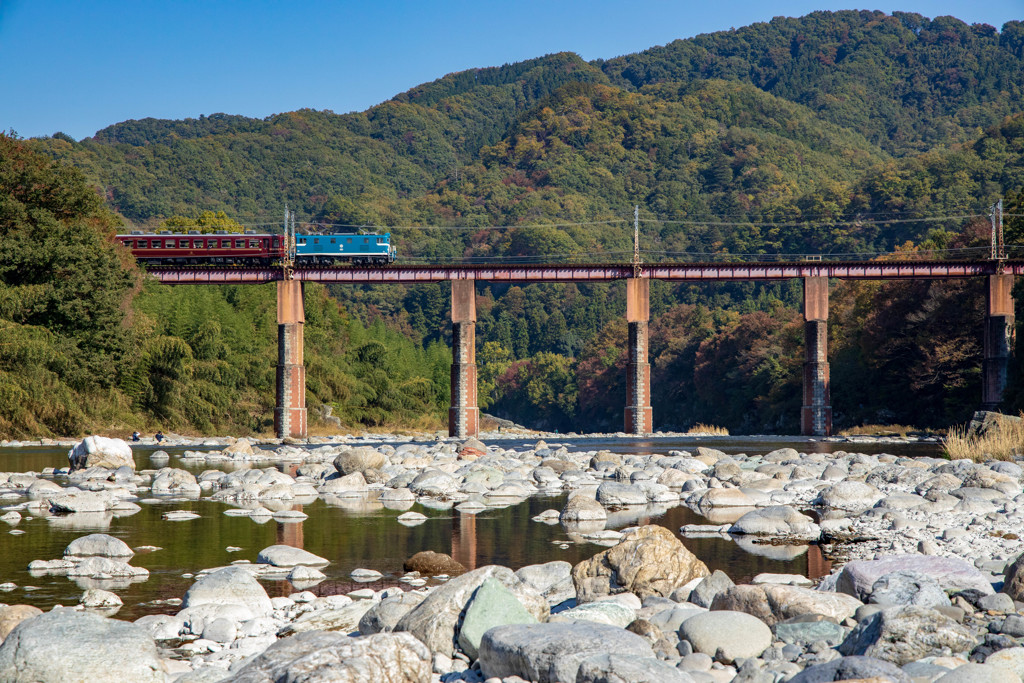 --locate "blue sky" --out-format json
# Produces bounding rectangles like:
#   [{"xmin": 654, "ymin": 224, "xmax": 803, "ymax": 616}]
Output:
[{"xmin": 1, "ymin": 1, "xmax": 1020, "ymax": 140}]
